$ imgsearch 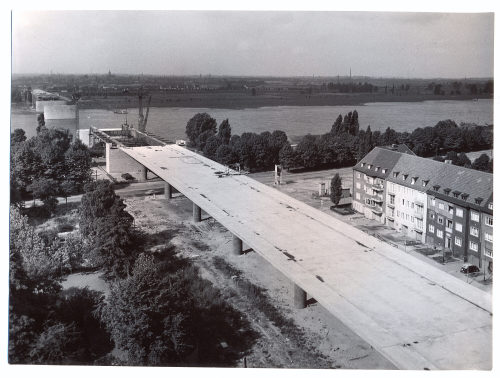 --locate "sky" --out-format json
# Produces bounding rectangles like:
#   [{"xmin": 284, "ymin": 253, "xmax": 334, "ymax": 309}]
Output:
[{"xmin": 11, "ymin": 10, "xmax": 494, "ymax": 78}]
